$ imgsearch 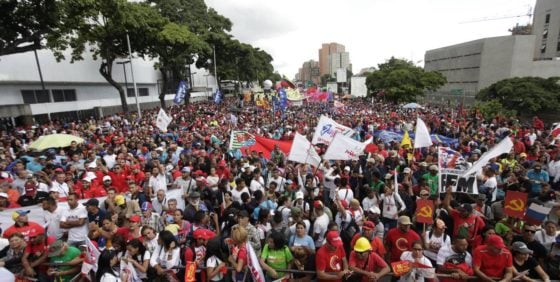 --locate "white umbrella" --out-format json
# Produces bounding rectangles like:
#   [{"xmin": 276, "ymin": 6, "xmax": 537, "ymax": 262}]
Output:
[{"xmin": 402, "ymin": 102, "xmax": 423, "ymax": 109}]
